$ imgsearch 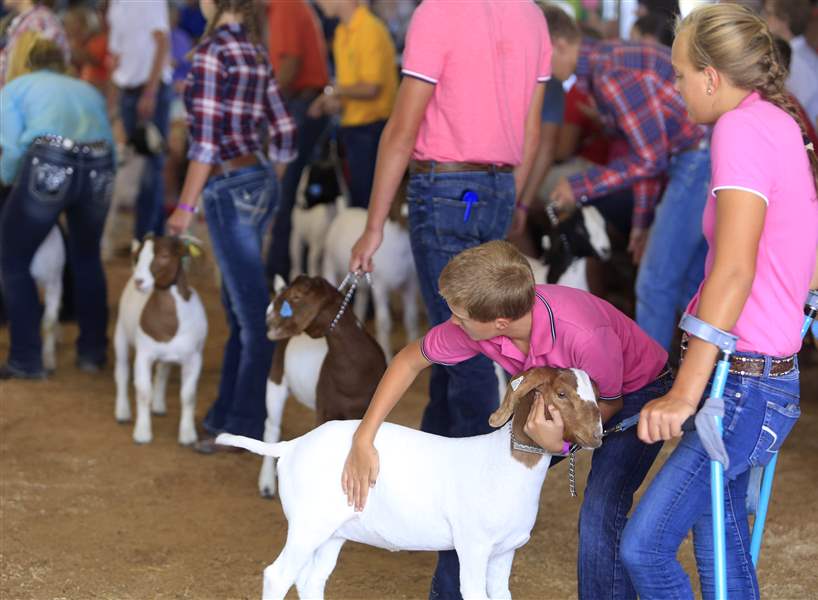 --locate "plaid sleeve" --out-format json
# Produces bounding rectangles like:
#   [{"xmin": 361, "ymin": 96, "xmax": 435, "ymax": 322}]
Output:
[
  {"xmin": 569, "ymin": 71, "xmax": 670, "ymax": 207},
  {"xmin": 186, "ymin": 43, "xmax": 225, "ymax": 164},
  {"xmin": 631, "ymin": 177, "xmax": 663, "ymax": 229},
  {"xmin": 264, "ymin": 70, "xmax": 296, "ymax": 163}
]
